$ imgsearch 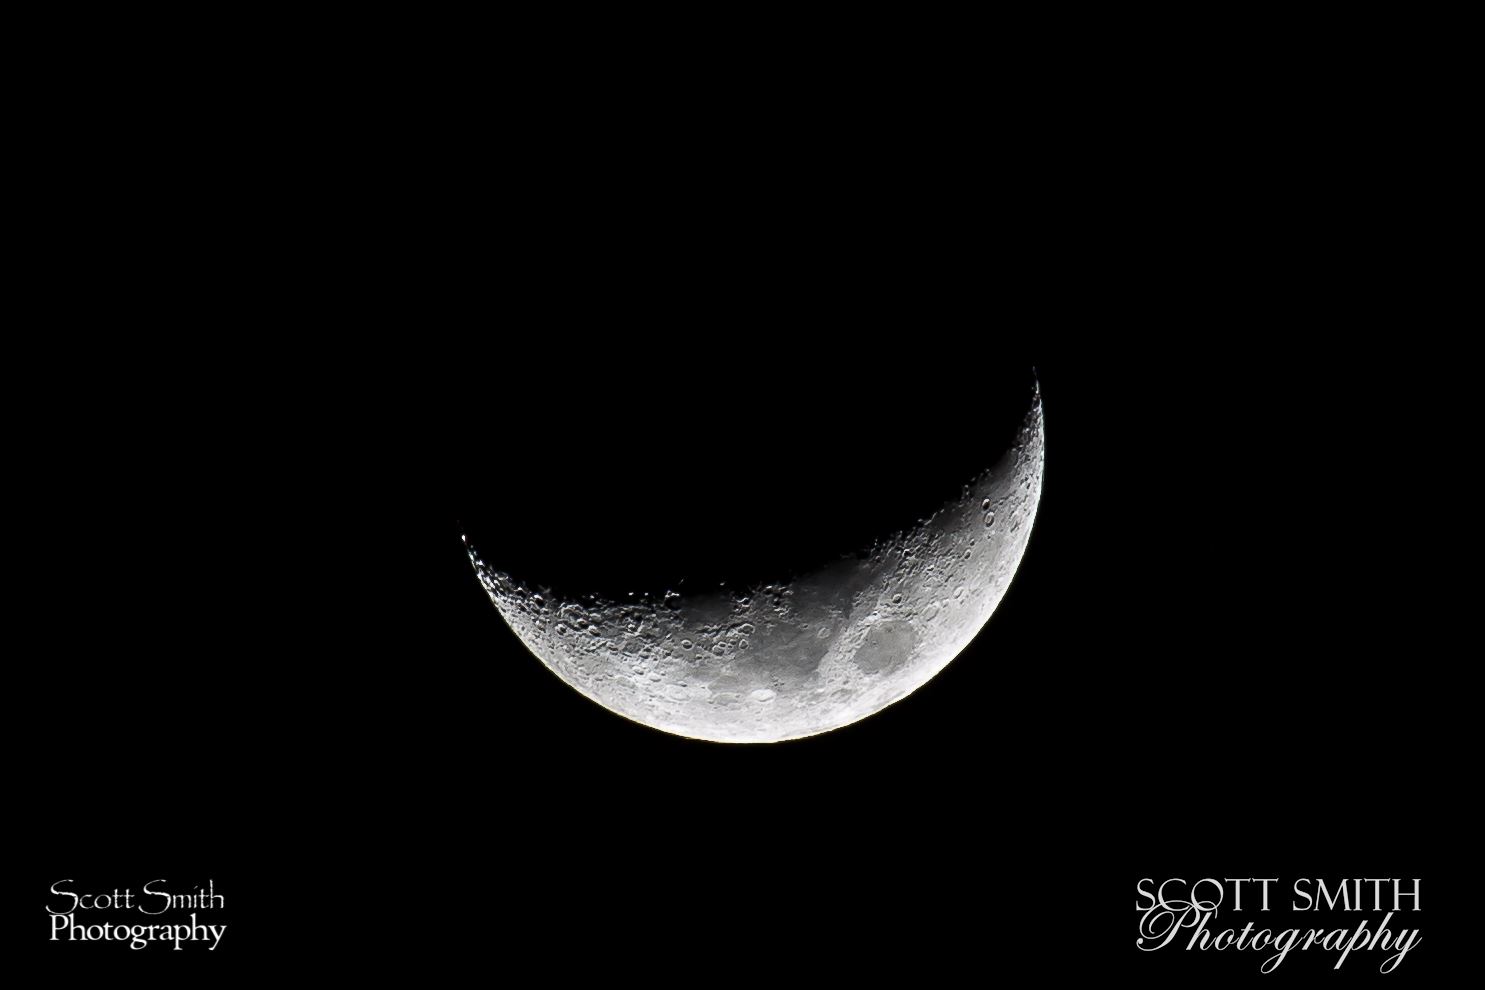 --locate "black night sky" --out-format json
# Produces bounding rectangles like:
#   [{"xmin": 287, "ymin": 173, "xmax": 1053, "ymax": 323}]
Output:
[{"xmin": 12, "ymin": 21, "xmax": 1468, "ymax": 985}]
